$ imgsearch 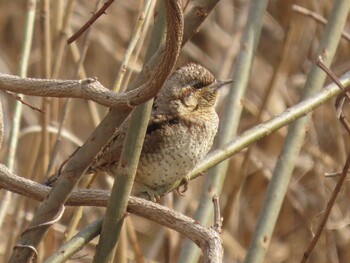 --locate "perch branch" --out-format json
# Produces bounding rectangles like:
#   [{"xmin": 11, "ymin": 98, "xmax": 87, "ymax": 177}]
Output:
[
  {"xmin": 0, "ymin": 164, "xmax": 223, "ymax": 262},
  {"xmin": 9, "ymin": 0, "xmax": 183, "ymax": 261}
]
